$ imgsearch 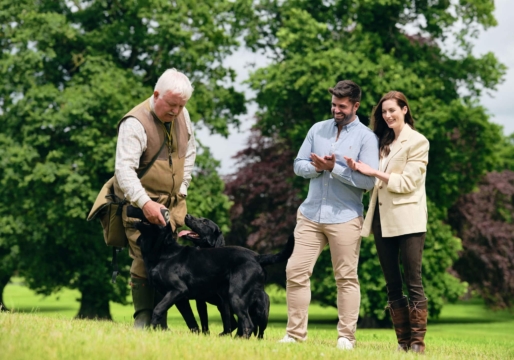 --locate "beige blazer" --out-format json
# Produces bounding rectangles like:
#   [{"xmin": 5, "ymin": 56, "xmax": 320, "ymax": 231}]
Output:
[{"xmin": 361, "ymin": 125, "xmax": 429, "ymax": 238}]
